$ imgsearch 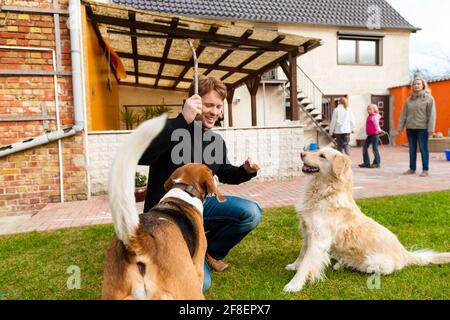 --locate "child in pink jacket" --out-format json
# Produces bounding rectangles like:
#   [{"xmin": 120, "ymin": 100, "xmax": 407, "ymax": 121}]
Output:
[{"xmin": 359, "ymin": 104, "xmax": 383, "ymax": 168}]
